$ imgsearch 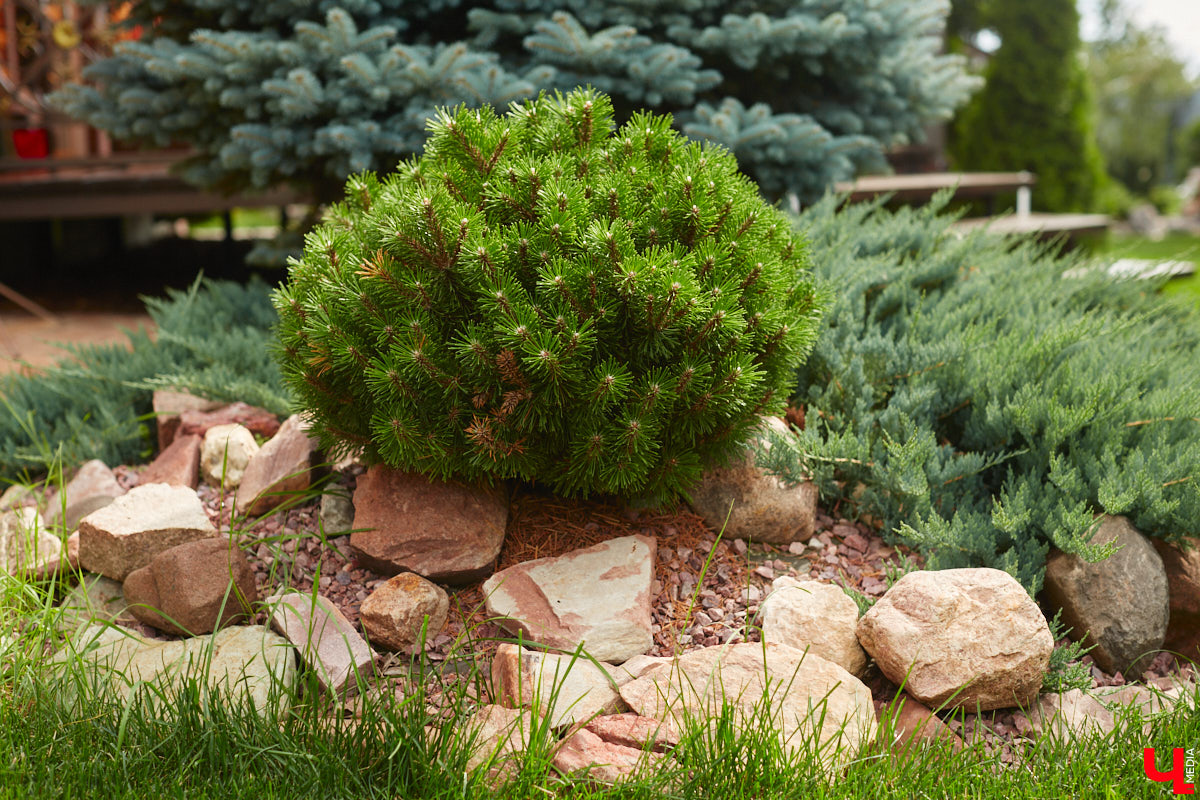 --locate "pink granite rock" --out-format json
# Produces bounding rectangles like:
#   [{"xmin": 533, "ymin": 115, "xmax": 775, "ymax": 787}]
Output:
[
  {"xmin": 483, "ymin": 535, "xmax": 655, "ymax": 664},
  {"xmin": 583, "ymin": 714, "xmax": 678, "ymax": 751},
  {"xmin": 176, "ymin": 401, "xmax": 280, "ymax": 443},
  {"xmin": 153, "ymin": 390, "xmax": 223, "ymax": 451},
  {"xmin": 77, "ymin": 483, "xmax": 218, "ymax": 580},
  {"xmin": 235, "ymin": 415, "xmax": 320, "ymax": 516},
  {"xmin": 122, "ymin": 537, "xmax": 257, "ymax": 636},
  {"xmin": 140, "ymin": 434, "xmax": 202, "ymax": 489},
  {"xmin": 350, "ymin": 465, "xmax": 507, "ymax": 583},
  {"xmin": 1151, "ymin": 536, "xmax": 1200, "ymax": 664},
  {"xmin": 553, "ymin": 727, "xmax": 661, "ymax": 784},
  {"xmin": 857, "ymin": 568, "xmax": 1052, "ymax": 711},
  {"xmin": 877, "ymin": 693, "xmax": 964, "ymax": 755},
  {"xmin": 267, "ymin": 590, "xmax": 375, "ymax": 696}
]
